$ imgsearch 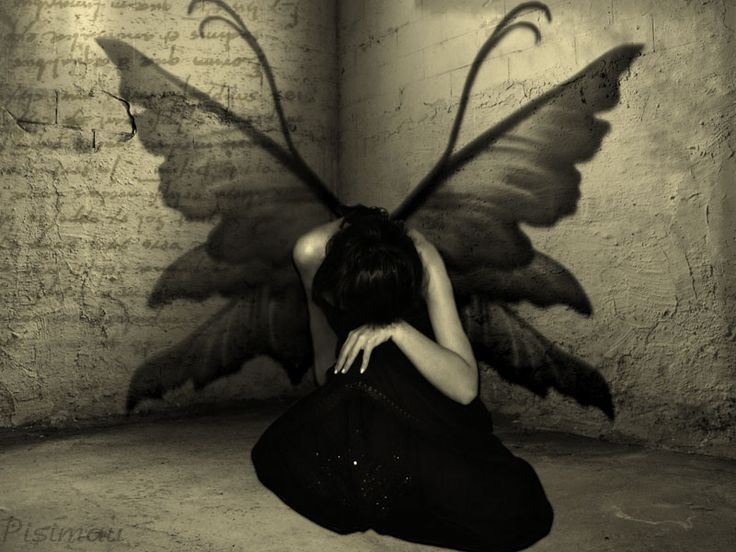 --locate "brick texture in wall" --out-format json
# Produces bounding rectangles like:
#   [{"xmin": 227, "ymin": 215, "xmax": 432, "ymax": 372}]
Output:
[{"xmin": 0, "ymin": 0, "xmax": 338, "ymax": 426}]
